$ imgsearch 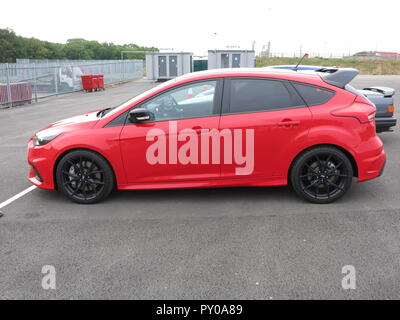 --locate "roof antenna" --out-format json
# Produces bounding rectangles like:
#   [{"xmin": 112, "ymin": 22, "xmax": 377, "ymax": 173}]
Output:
[{"xmin": 293, "ymin": 53, "xmax": 309, "ymax": 71}]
